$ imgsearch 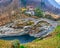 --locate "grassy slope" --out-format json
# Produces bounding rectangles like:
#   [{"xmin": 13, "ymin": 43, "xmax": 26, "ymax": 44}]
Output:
[
  {"xmin": 23, "ymin": 26, "xmax": 60, "ymax": 48},
  {"xmin": 0, "ymin": 40, "xmax": 12, "ymax": 48}
]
